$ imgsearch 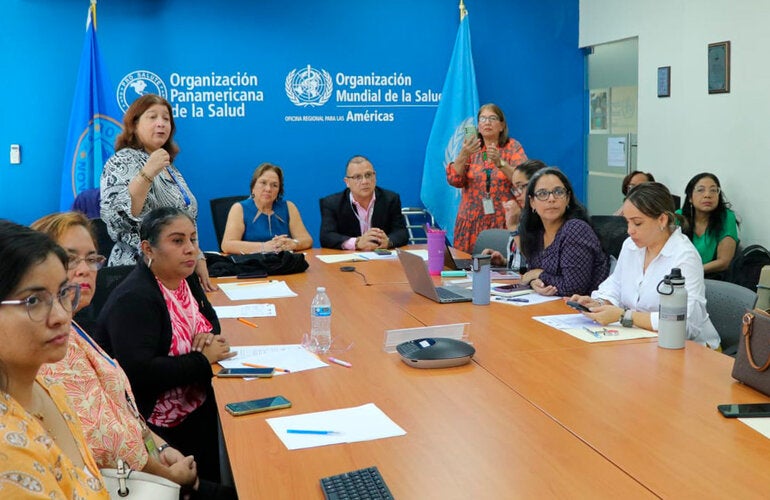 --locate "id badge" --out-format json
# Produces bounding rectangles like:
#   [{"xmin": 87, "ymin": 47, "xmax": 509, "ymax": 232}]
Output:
[
  {"xmin": 482, "ymin": 197, "xmax": 495, "ymax": 215},
  {"xmin": 143, "ymin": 428, "xmax": 160, "ymax": 459}
]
